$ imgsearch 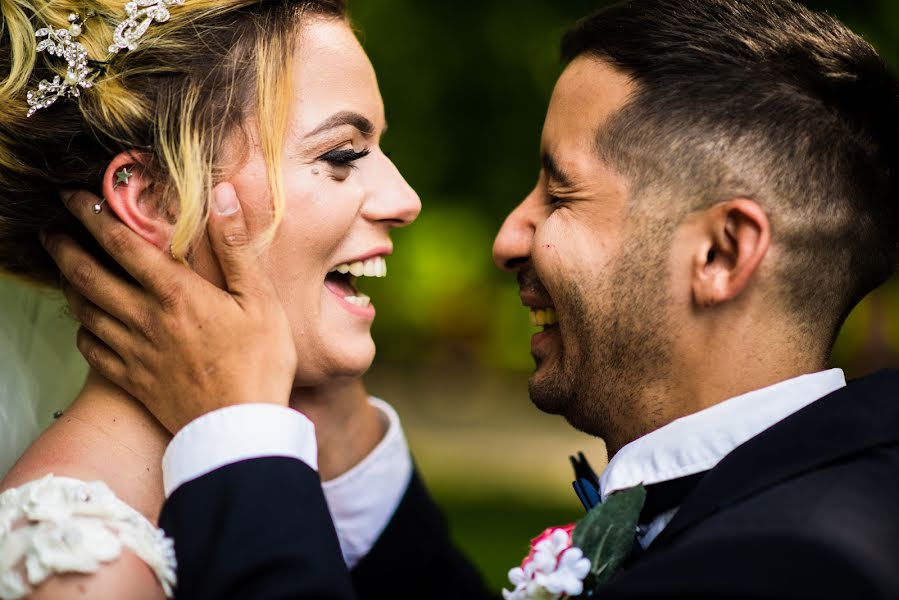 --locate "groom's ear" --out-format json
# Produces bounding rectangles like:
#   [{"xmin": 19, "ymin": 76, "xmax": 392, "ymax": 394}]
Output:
[
  {"xmin": 102, "ymin": 152, "xmax": 174, "ymax": 250},
  {"xmin": 691, "ymin": 199, "xmax": 771, "ymax": 308}
]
